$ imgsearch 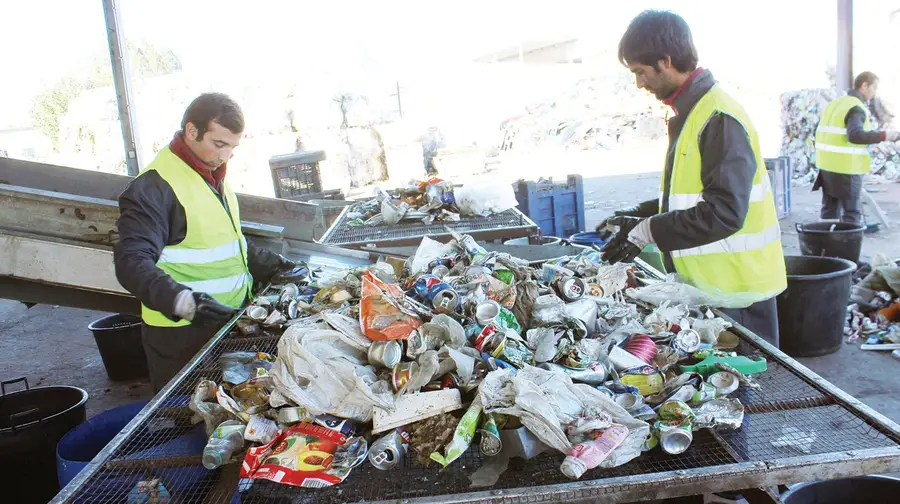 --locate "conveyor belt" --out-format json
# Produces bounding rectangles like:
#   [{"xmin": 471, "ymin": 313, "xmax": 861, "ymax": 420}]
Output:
[
  {"xmin": 54, "ymin": 261, "xmax": 900, "ymax": 504},
  {"xmin": 319, "ymin": 207, "xmax": 539, "ymax": 248}
]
